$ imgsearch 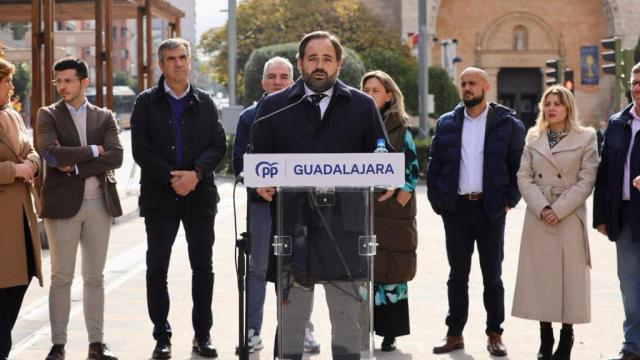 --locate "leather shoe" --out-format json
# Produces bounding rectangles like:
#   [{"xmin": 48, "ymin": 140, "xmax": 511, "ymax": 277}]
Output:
[
  {"xmin": 609, "ymin": 350, "xmax": 640, "ymax": 360},
  {"xmin": 433, "ymin": 336, "xmax": 464, "ymax": 354},
  {"xmin": 45, "ymin": 344, "xmax": 65, "ymax": 360},
  {"xmin": 487, "ymin": 332, "xmax": 507, "ymax": 357},
  {"xmin": 88, "ymin": 343, "xmax": 117, "ymax": 360},
  {"xmin": 192, "ymin": 337, "xmax": 218, "ymax": 358},
  {"xmin": 151, "ymin": 341, "xmax": 171, "ymax": 359},
  {"xmin": 381, "ymin": 337, "xmax": 396, "ymax": 352}
]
